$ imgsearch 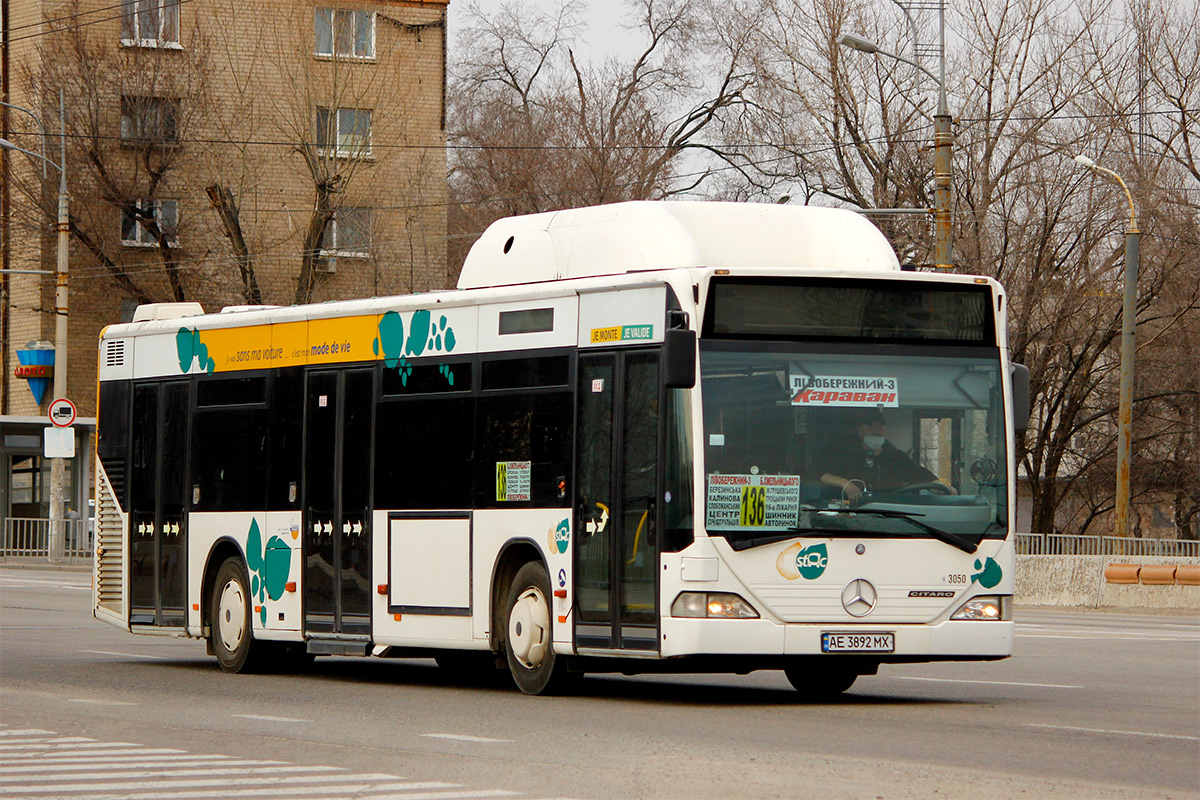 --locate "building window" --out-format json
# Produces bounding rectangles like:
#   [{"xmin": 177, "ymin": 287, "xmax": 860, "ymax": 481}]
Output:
[
  {"xmin": 320, "ymin": 208, "xmax": 371, "ymax": 257},
  {"xmin": 121, "ymin": 199, "xmax": 178, "ymax": 247},
  {"xmin": 120, "ymin": 96, "xmax": 179, "ymax": 144},
  {"xmin": 121, "ymin": 0, "xmax": 180, "ymax": 47},
  {"xmin": 316, "ymin": 107, "xmax": 372, "ymax": 156},
  {"xmin": 314, "ymin": 9, "xmax": 374, "ymax": 59}
]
